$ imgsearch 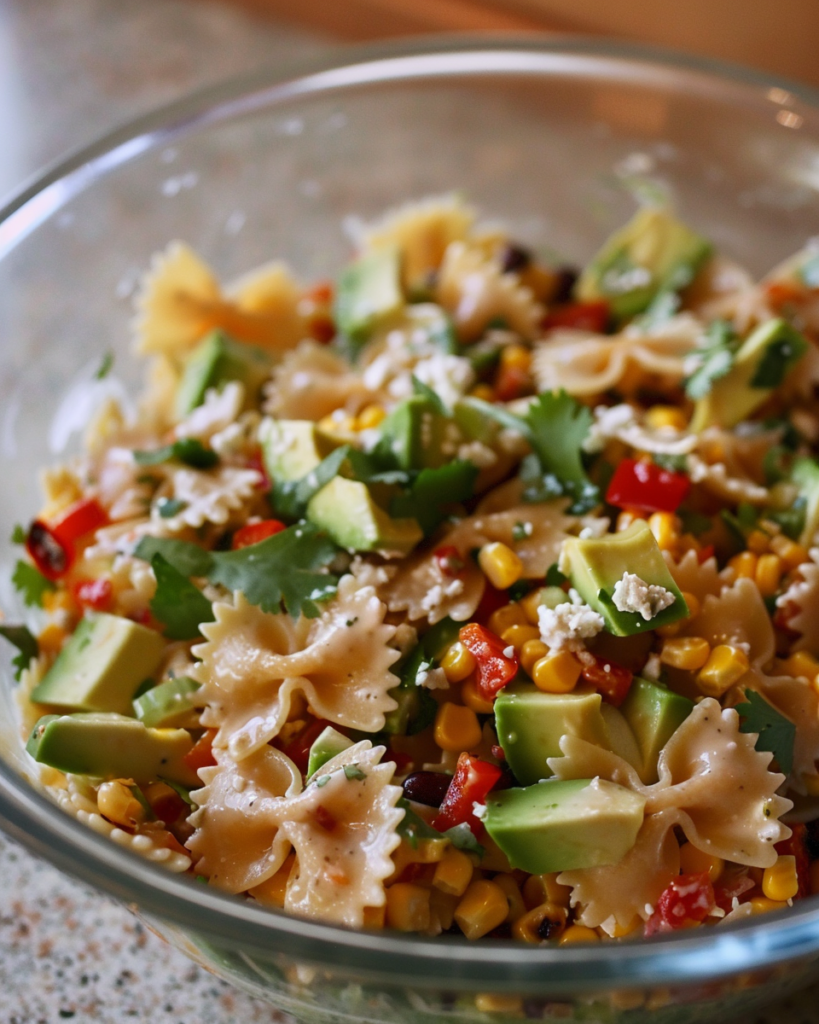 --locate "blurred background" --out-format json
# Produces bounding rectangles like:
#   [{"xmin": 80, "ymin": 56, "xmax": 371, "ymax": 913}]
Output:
[{"xmin": 0, "ymin": 0, "xmax": 818, "ymax": 1021}]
